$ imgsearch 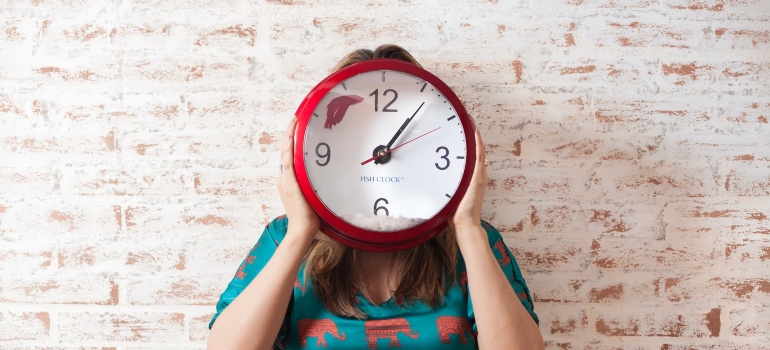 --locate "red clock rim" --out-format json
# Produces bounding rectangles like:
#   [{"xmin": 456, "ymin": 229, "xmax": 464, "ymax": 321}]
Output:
[{"xmin": 293, "ymin": 59, "xmax": 476, "ymax": 252}]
